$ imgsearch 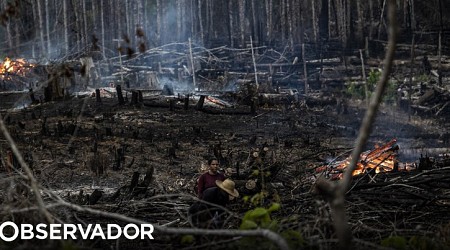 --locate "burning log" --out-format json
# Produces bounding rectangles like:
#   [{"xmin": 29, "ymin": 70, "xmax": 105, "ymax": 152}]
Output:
[{"xmin": 317, "ymin": 139, "xmax": 400, "ymax": 180}]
